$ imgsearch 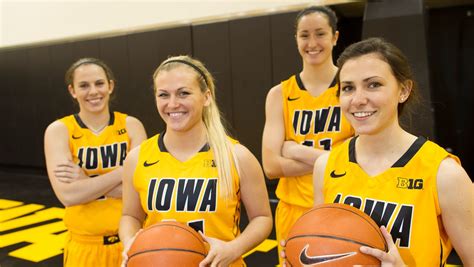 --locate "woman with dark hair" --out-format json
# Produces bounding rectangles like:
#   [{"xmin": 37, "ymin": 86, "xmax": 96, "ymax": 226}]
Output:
[
  {"xmin": 44, "ymin": 58, "xmax": 147, "ymax": 266},
  {"xmin": 313, "ymin": 38, "xmax": 473, "ymax": 266},
  {"xmin": 262, "ymin": 6, "xmax": 354, "ymax": 263}
]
